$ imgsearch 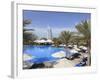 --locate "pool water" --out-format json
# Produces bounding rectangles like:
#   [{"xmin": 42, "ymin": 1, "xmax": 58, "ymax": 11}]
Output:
[{"xmin": 23, "ymin": 45, "xmax": 66, "ymax": 63}]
